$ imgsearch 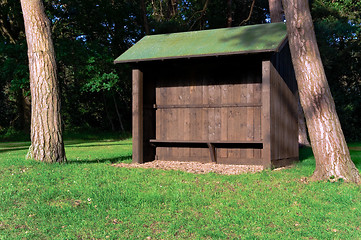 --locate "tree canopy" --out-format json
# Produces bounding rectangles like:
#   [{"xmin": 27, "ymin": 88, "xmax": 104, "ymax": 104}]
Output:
[{"xmin": 0, "ymin": 0, "xmax": 360, "ymax": 142}]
